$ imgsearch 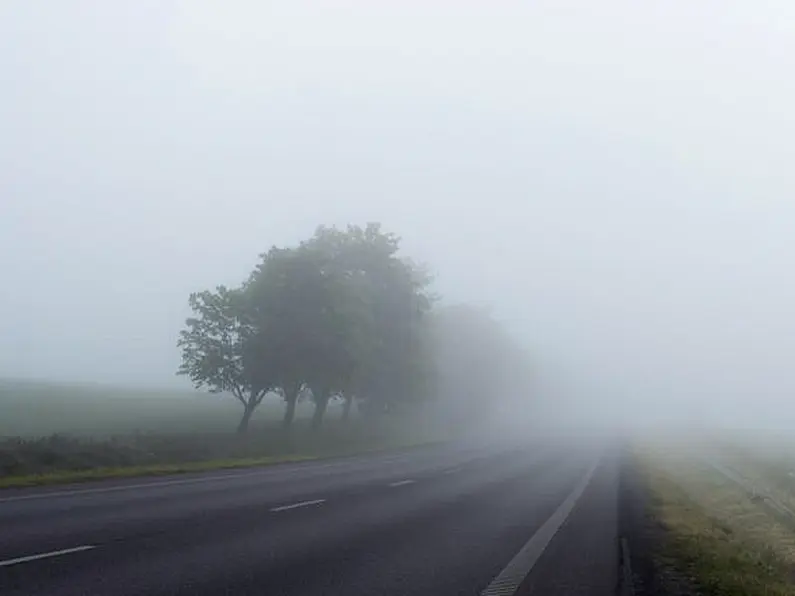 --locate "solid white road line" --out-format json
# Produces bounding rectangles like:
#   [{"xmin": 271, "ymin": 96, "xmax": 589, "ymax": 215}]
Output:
[
  {"xmin": 480, "ymin": 457, "xmax": 601, "ymax": 596},
  {"xmin": 388, "ymin": 479, "xmax": 416, "ymax": 487},
  {"xmin": 0, "ymin": 469, "xmax": 304, "ymax": 503},
  {"xmin": 0, "ymin": 545, "xmax": 97, "ymax": 568},
  {"xmin": 0, "ymin": 453, "xmax": 427, "ymax": 504},
  {"xmin": 0, "ymin": 459, "xmax": 363, "ymax": 504},
  {"xmin": 269, "ymin": 499, "xmax": 326, "ymax": 512}
]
